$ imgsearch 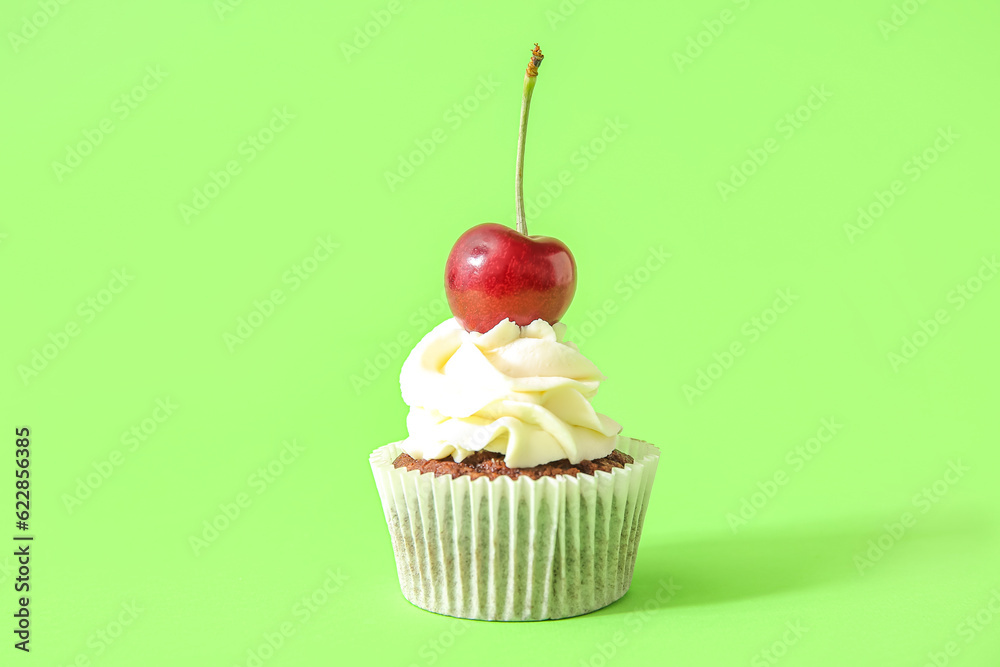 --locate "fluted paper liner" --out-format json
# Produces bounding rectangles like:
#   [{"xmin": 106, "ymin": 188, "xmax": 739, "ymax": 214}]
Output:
[{"xmin": 370, "ymin": 438, "xmax": 659, "ymax": 621}]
